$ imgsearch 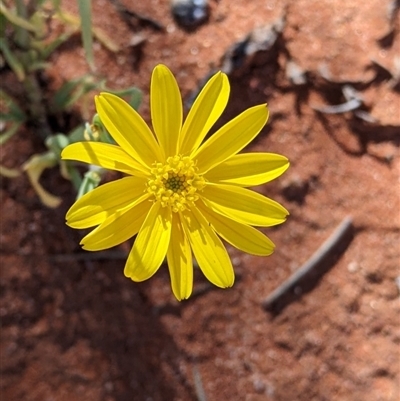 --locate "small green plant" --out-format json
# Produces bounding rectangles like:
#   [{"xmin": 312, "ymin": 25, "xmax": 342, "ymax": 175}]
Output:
[{"xmin": 0, "ymin": 0, "xmax": 141, "ymax": 206}]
